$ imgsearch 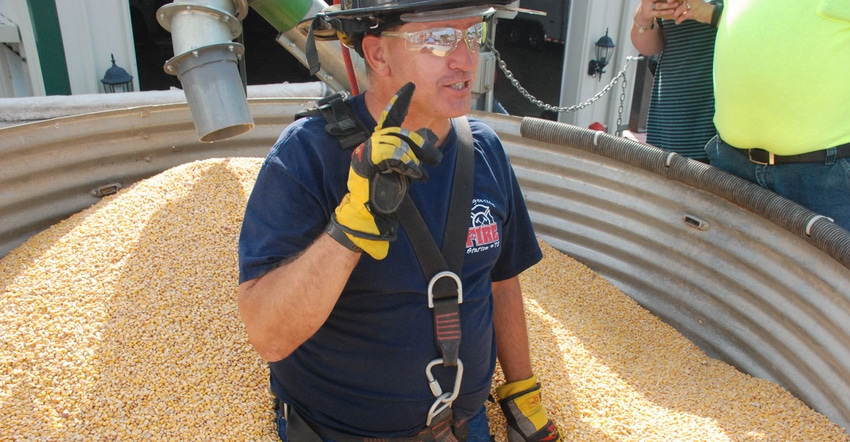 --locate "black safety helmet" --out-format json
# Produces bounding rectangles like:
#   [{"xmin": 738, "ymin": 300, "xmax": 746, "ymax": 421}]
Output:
[{"xmin": 299, "ymin": 0, "xmax": 512, "ymax": 75}]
